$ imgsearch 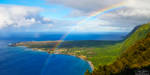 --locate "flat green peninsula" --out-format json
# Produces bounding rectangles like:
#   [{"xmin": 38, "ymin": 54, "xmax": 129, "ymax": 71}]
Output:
[{"xmin": 12, "ymin": 40, "xmax": 120, "ymax": 68}]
